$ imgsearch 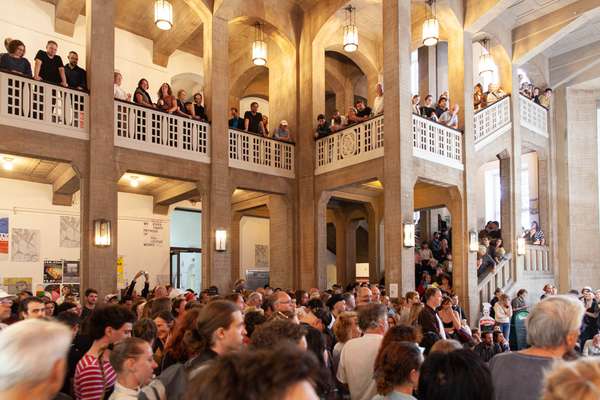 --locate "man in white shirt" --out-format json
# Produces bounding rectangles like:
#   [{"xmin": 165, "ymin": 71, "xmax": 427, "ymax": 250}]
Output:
[
  {"xmin": 337, "ymin": 303, "xmax": 389, "ymax": 400},
  {"xmin": 0, "ymin": 289, "xmax": 15, "ymax": 331},
  {"xmin": 439, "ymin": 104, "xmax": 460, "ymax": 129},
  {"xmin": 372, "ymin": 83, "xmax": 384, "ymax": 115}
]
